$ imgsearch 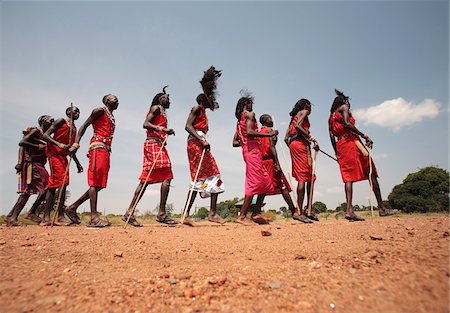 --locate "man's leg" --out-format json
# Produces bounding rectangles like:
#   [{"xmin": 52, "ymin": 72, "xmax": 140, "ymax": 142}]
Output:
[
  {"xmin": 181, "ymin": 190, "xmax": 197, "ymax": 226},
  {"xmin": 26, "ymin": 190, "xmax": 46, "ymax": 223},
  {"xmin": 6, "ymin": 194, "xmax": 30, "ymax": 225},
  {"xmin": 40, "ymin": 188, "xmax": 55, "ymax": 226},
  {"xmin": 208, "ymin": 193, "xmax": 226, "ymax": 224}
]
